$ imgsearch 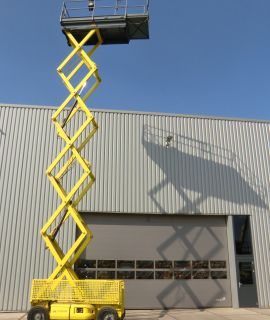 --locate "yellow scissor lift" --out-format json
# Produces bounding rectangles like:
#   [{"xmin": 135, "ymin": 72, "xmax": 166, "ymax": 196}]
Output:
[{"xmin": 27, "ymin": 1, "xmax": 149, "ymax": 320}]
